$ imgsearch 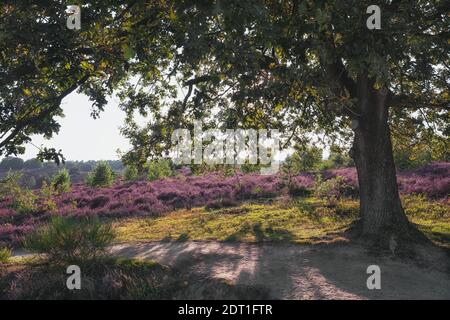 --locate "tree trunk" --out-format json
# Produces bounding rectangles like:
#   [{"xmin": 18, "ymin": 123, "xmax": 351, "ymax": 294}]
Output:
[{"xmin": 350, "ymin": 74, "xmax": 424, "ymax": 249}]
